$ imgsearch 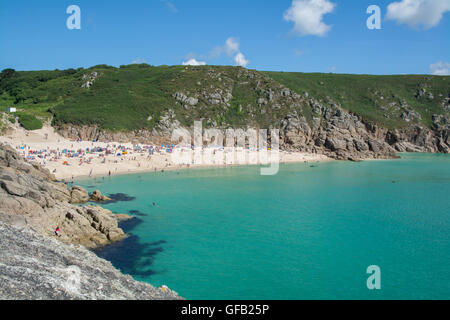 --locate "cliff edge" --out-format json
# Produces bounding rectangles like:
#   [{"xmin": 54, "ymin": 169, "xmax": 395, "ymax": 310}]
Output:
[{"xmin": 0, "ymin": 143, "xmax": 126, "ymax": 248}]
